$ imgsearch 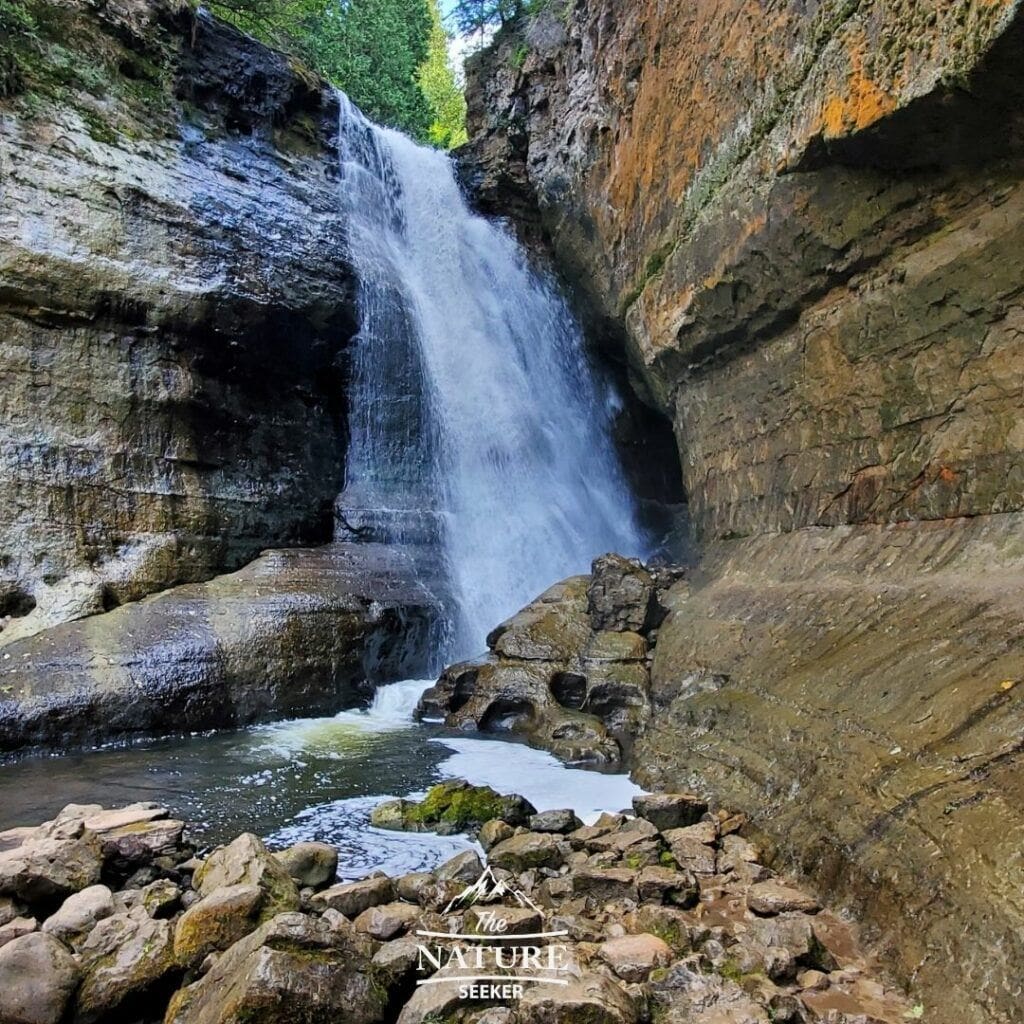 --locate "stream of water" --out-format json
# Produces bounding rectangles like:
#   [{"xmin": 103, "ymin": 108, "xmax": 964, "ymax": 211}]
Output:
[
  {"xmin": 0, "ymin": 681, "xmax": 642, "ymax": 875},
  {"xmin": 335, "ymin": 94, "xmax": 644, "ymax": 658}
]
